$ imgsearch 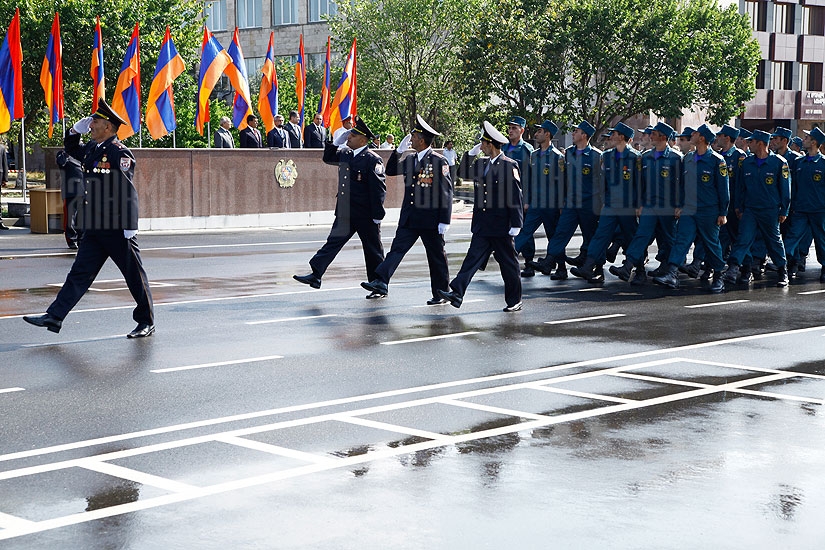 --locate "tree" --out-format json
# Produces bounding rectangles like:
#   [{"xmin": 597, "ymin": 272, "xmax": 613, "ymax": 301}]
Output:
[
  {"xmin": 328, "ymin": 0, "xmax": 484, "ymax": 146},
  {"xmin": 462, "ymin": 0, "xmax": 761, "ymax": 137}
]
